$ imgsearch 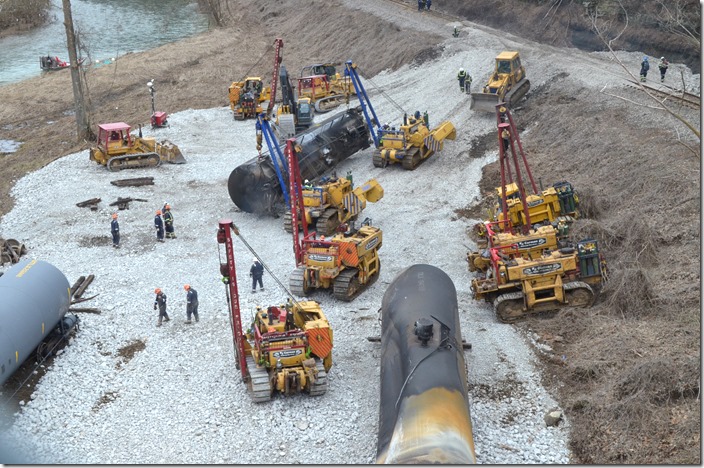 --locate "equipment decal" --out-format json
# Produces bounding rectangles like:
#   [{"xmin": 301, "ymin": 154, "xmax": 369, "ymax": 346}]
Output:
[
  {"xmin": 527, "ymin": 198, "xmax": 545, "ymax": 208},
  {"xmin": 516, "ymin": 238, "xmax": 547, "ymax": 250},
  {"xmin": 365, "ymin": 237, "xmax": 379, "ymax": 250},
  {"xmin": 273, "ymin": 349, "xmax": 303, "ymax": 358},
  {"xmin": 523, "ymin": 263, "xmax": 562, "ymax": 276},
  {"xmin": 309, "ymin": 254, "xmax": 333, "ymax": 262}
]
